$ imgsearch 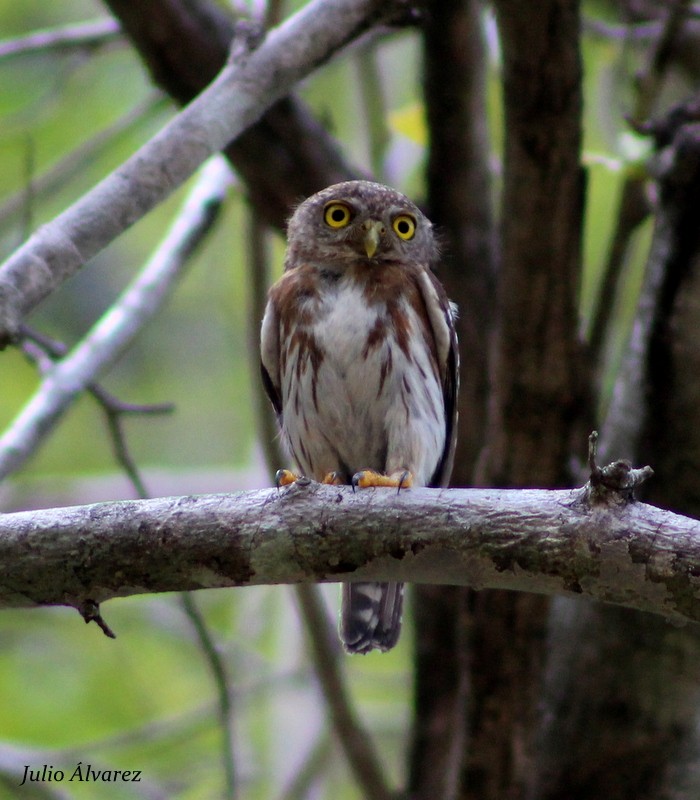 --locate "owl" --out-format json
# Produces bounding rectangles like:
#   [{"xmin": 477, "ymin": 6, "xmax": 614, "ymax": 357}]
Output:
[{"xmin": 260, "ymin": 180, "xmax": 458, "ymax": 654}]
